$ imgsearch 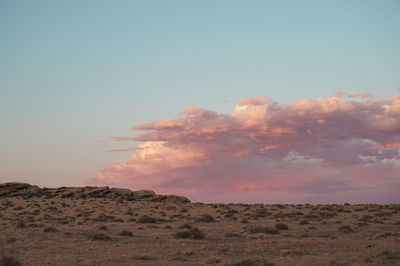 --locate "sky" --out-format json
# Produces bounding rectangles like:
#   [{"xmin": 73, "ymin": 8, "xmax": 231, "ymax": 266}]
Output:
[{"xmin": 0, "ymin": 0, "xmax": 399, "ymax": 203}]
